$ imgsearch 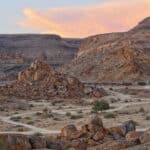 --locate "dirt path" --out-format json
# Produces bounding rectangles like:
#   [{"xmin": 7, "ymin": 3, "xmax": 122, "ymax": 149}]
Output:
[{"xmin": 0, "ymin": 86, "xmax": 149, "ymax": 135}]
